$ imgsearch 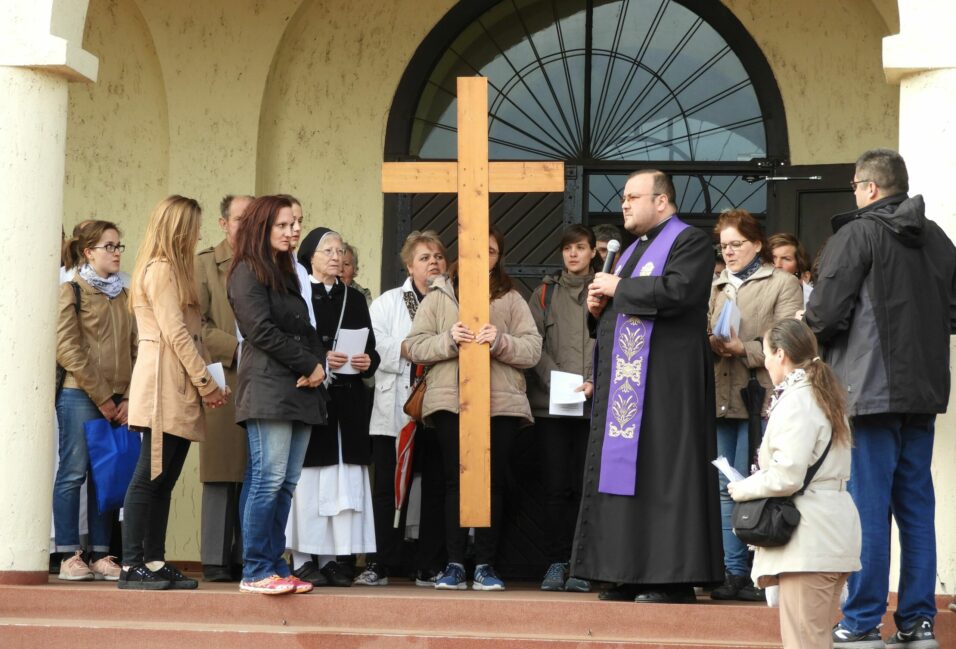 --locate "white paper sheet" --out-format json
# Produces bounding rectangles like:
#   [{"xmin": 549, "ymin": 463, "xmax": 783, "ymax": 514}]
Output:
[
  {"xmin": 206, "ymin": 362, "xmax": 226, "ymax": 390},
  {"xmin": 549, "ymin": 370, "xmax": 586, "ymax": 416},
  {"xmin": 712, "ymin": 456, "xmax": 746, "ymax": 483},
  {"xmin": 333, "ymin": 327, "xmax": 370, "ymax": 375}
]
